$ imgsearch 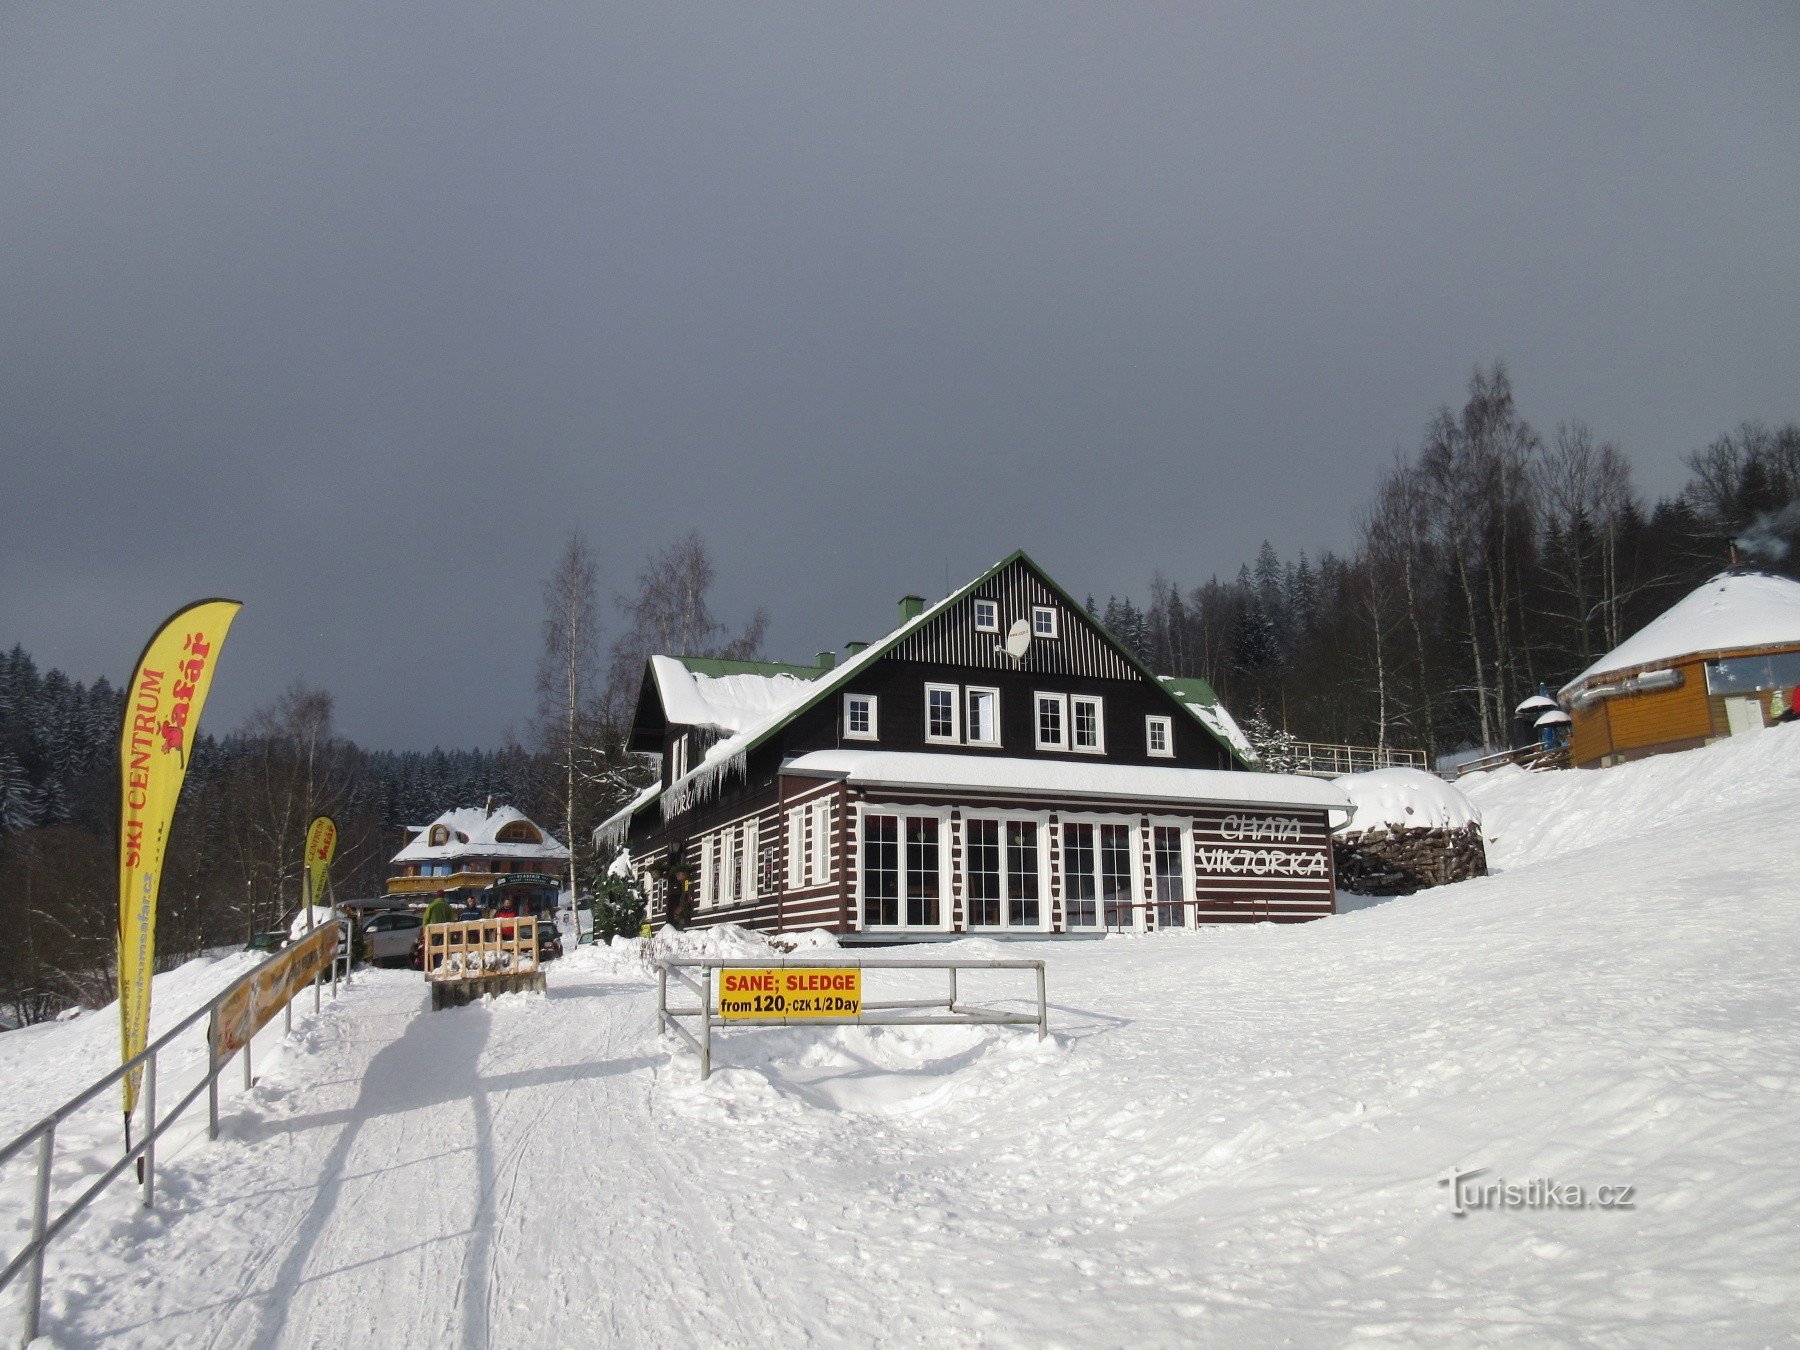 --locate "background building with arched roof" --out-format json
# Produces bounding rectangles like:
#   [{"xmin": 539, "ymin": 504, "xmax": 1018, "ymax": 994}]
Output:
[{"xmin": 1560, "ymin": 570, "xmax": 1800, "ymax": 768}]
